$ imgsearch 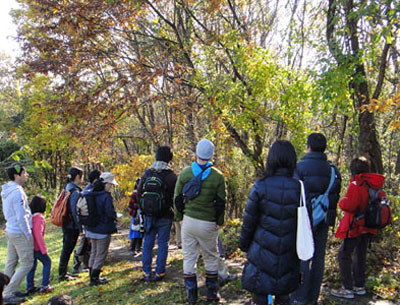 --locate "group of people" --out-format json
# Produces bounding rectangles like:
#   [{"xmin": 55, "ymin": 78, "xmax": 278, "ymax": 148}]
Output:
[
  {"xmin": 0, "ymin": 133, "xmax": 386, "ymax": 305},
  {"xmin": 238, "ymin": 134, "xmax": 385, "ymax": 305},
  {"xmin": 0, "ymin": 164, "xmax": 119, "ymax": 304}
]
